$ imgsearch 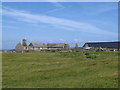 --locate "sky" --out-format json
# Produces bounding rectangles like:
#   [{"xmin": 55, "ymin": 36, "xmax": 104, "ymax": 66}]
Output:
[{"xmin": 1, "ymin": 2, "xmax": 118, "ymax": 49}]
